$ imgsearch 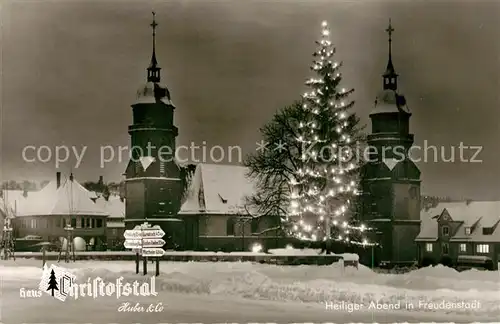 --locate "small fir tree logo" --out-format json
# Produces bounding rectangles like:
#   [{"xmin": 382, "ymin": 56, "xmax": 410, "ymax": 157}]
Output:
[{"xmin": 47, "ymin": 269, "xmax": 59, "ymax": 297}]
